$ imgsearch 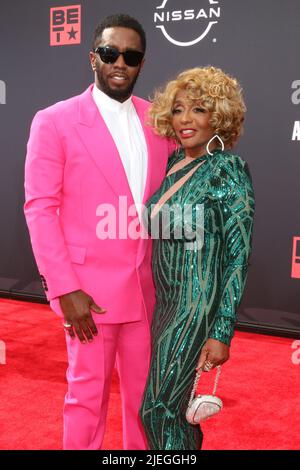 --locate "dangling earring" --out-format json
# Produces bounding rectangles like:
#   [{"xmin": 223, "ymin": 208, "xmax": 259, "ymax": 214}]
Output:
[
  {"xmin": 175, "ymin": 139, "xmax": 181, "ymax": 157},
  {"xmin": 206, "ymin": 135, "xmax": 224, "ymax": 156}
]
